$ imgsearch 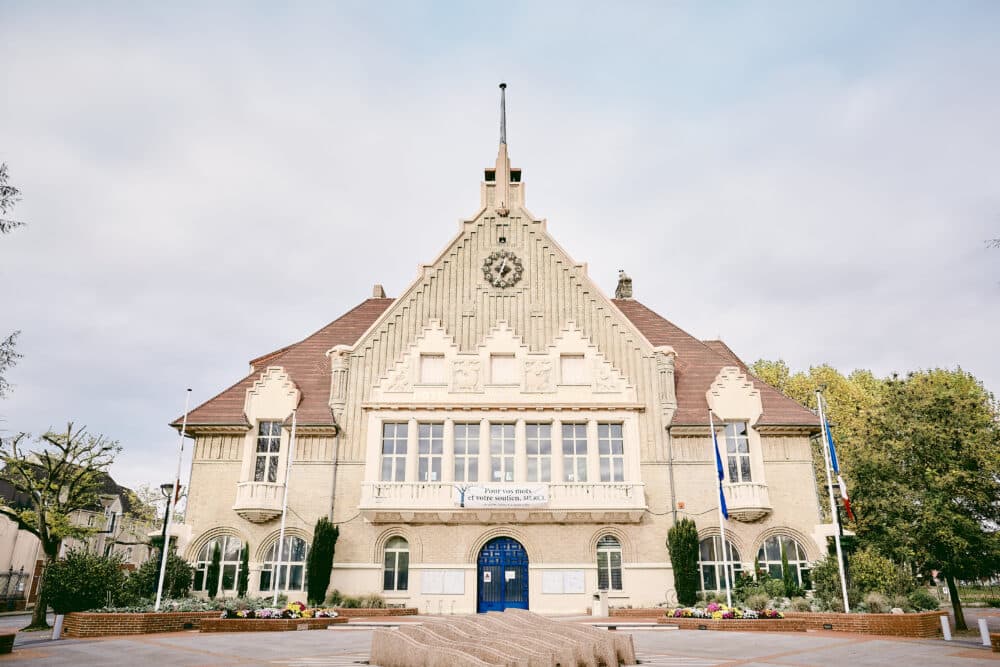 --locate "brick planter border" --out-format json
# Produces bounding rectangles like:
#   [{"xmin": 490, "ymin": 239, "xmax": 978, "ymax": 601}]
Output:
[
  {"xmin": 990, "ymin": 632, "xmax": 999, "ymax": 653},
  {"xmin": 200, "ymin": 617, "xmax": 348, "ymax": 633},
  {"xmin": 332, "ymin": 607, "xmax": 418, "ymax": 617},
  {"xmin": 0, "ymin": 630, "xmax": 15, "ymax": 655},
  {"xmin": 609, "ymin": 608, "xmax": 670, "ymax": 618},
  {"xmin": 62, "ymin": 611, "xmax": 220, "ymax": 638},
  {"xmin": 658, "ymin": 617, "xmax": 806, "ymax": 632},
  {"xmin": 782, "ymin": 611, "xmax": 947, "ymax": 638}
]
